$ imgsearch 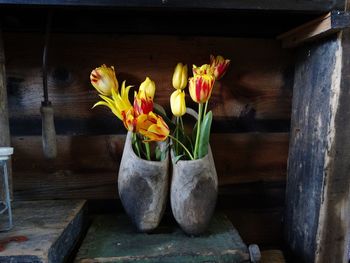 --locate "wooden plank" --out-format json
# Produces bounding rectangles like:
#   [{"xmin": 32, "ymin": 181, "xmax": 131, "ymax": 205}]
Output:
[
  {"xmin": 3, "ymin": 33, "xmax": 293, "ymax": 136},
  {"xmin": 0, "ymin": 0, "xmax": 341, "ymax": 12},
  {"xmin": 0, "ymin": 200, "xmax": 86, "ymax": 263},
  {"xmin": 11, "ymin": 133, "xmax": 288, "ymax": 200},
  {"xmin": 0, "ymin": 27, "xmax": 12, "ymax": 198},
  {"xmin": 75, "ymin": 213, "xmax": 250, "ymax": 263},
  {"xmin": 278, "ymin": 11, "xmax": 350, "ymax": 48},
  {"xmin": 261, "ymin": 250, "xmax": 286, "ymax": 263},
  {"xmin": 285, "ymin": 32, "xmax": 350, "ymax": 263}
]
